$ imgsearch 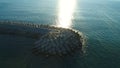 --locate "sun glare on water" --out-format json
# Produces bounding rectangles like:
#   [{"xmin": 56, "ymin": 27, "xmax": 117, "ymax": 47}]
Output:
[{"xmin": 56, "ymin": 0, "xmax": 76, "ymax": 28}]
